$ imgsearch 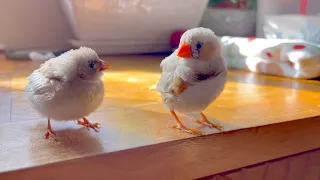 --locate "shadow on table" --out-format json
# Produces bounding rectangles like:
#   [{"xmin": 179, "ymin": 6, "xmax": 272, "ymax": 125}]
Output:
[{"xmin": 28, "ymin": 122, "xmax": 104, "ymax": 165}]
